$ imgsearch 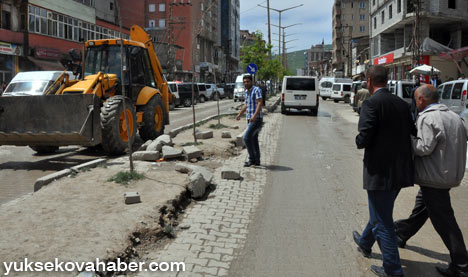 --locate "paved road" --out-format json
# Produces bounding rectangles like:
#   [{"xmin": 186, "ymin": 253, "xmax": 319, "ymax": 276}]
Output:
[{"xmin": 0, "ymin": 98, "xmax": 237, "ymax": 205}]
